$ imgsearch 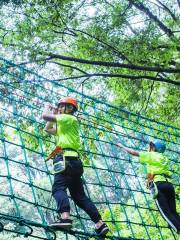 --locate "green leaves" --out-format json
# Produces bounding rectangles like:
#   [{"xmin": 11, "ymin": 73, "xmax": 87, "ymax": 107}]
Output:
[{"xmin": 0, "ymin": 0, "xmax": 179, "ymax": 126}]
